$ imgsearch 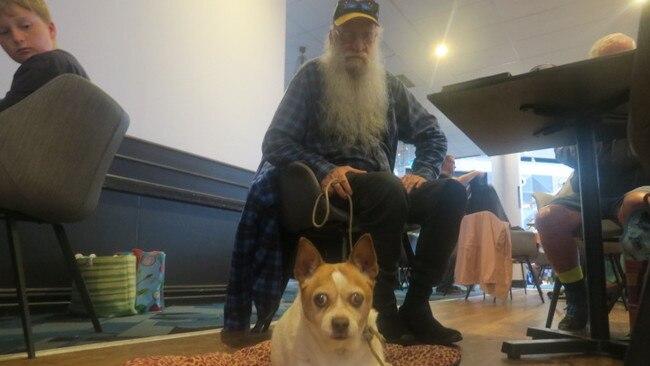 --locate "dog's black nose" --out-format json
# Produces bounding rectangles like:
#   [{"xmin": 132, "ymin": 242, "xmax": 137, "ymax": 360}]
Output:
[{"xmin": 331, "ymin": 317, "xmax": 349, "ymax": 333}]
